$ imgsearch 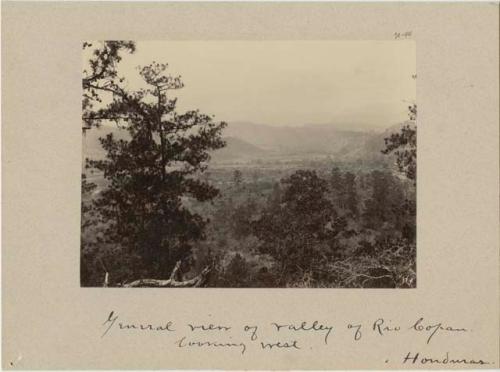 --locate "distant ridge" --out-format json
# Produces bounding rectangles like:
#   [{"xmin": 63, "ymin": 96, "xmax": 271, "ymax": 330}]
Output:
[
  {"xmin": 82, "ymin": 121, "xmax": 411, "ymax": 165},
  {"xmin": 210, "ymin": 137, "xmax": 267, "ymax": 163},
  {"xmin": 223, "ymin": 121, "xmax": 373, "ymax": 155}
]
